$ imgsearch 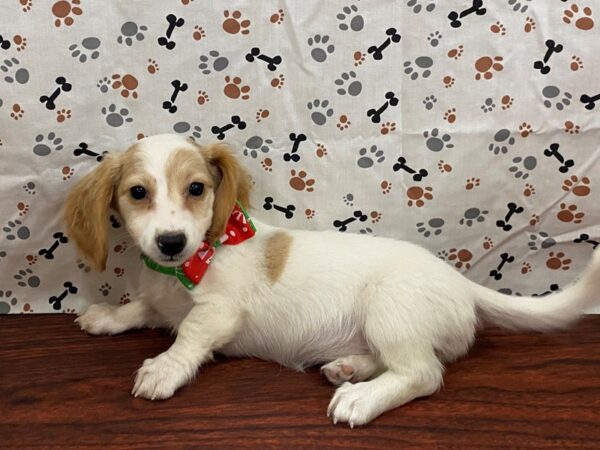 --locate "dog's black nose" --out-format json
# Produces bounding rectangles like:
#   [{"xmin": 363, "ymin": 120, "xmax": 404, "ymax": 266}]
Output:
[{"xmin": 156, "ymin": 233, "xmax": 187, "ymax": 256}]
